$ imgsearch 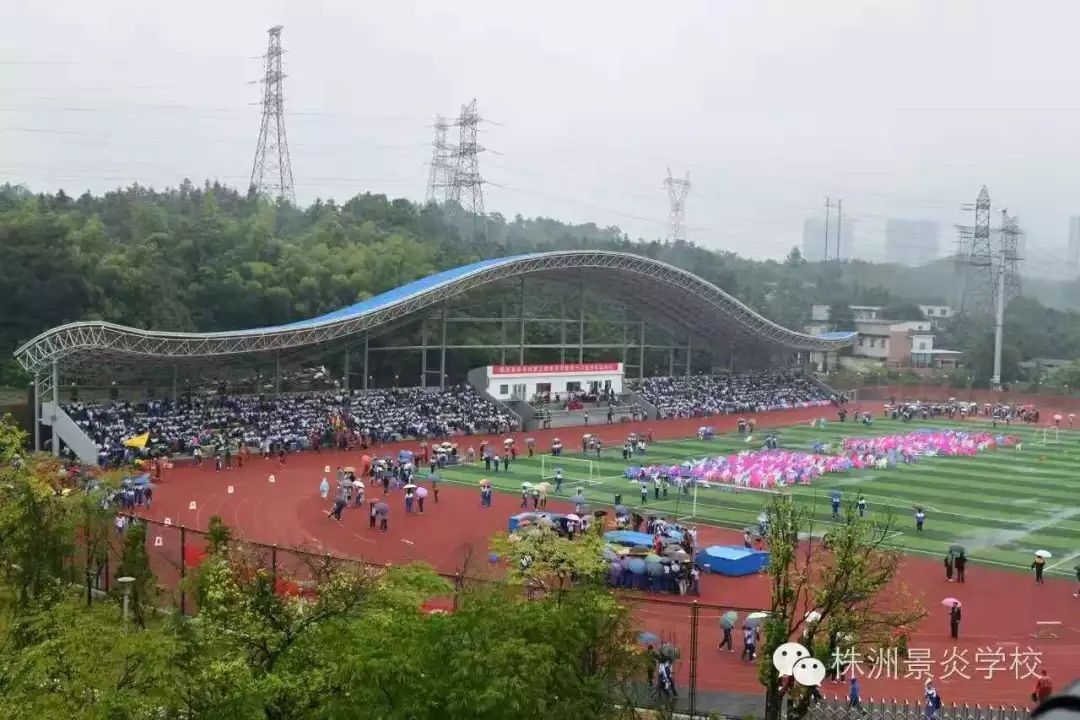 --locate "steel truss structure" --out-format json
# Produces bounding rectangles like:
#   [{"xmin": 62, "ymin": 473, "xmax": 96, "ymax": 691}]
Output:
[{"xmin": 15, "ymin": 251, "xmax": 854, "ymax": 386}]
